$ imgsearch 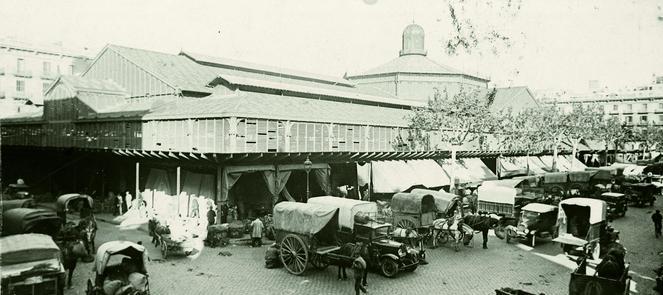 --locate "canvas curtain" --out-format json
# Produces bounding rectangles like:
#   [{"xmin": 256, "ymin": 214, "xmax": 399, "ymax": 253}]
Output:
[
  {"xmin": 221, "ymin": 165, "xmax": 276, "ymax": 202},
  {"xmin": 262, "ymin": 170, "xmax": 294, "ymax": 203},
  {"xmin": 277, "ymin": 163, "xmax": 331, "ymax": 196},
  {"xmin": 144, "ymin": 168, "xmax": 173, "ymax": 195}
]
